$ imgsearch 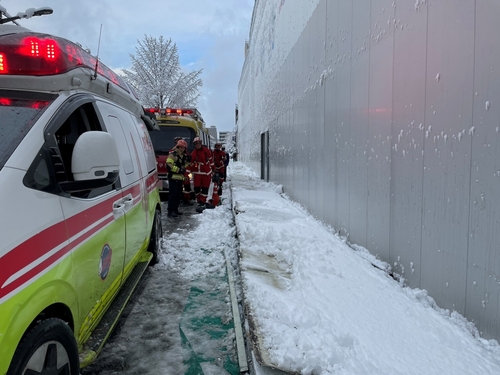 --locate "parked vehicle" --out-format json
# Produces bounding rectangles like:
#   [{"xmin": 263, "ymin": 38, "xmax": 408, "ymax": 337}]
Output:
[
  {"xmin": 0, "ymin": 14, "xmax": 162, "ymax": 374},
  {"xmin": 146, "ymin": 107, "xmax": 211, "ymax": 199}
]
